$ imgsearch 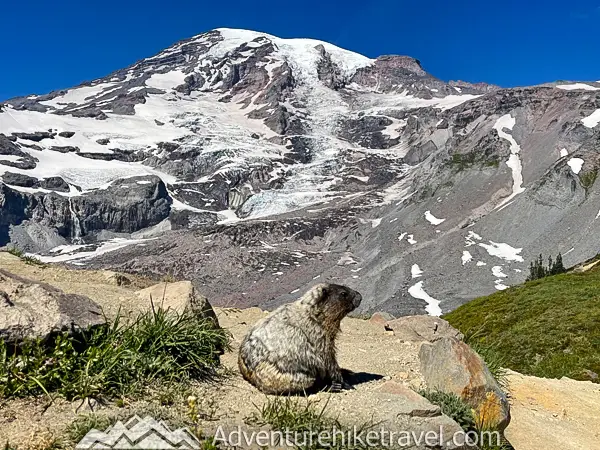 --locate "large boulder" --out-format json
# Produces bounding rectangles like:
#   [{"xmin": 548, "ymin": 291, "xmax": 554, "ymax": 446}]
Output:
[
  {"xmin": 135, "ymin": 281, "xmax": 219, "ymax": 326},
  {"xmin": 385, "ymin": 315, "xmax": 464, "ymax": 342},
  {"xmin": 419, "ymin": 337, "xmax": 510, "ymax": 431},
  {"xmin": 0, "ymin": 269, "xmax": 105, "ymax": 344}
]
